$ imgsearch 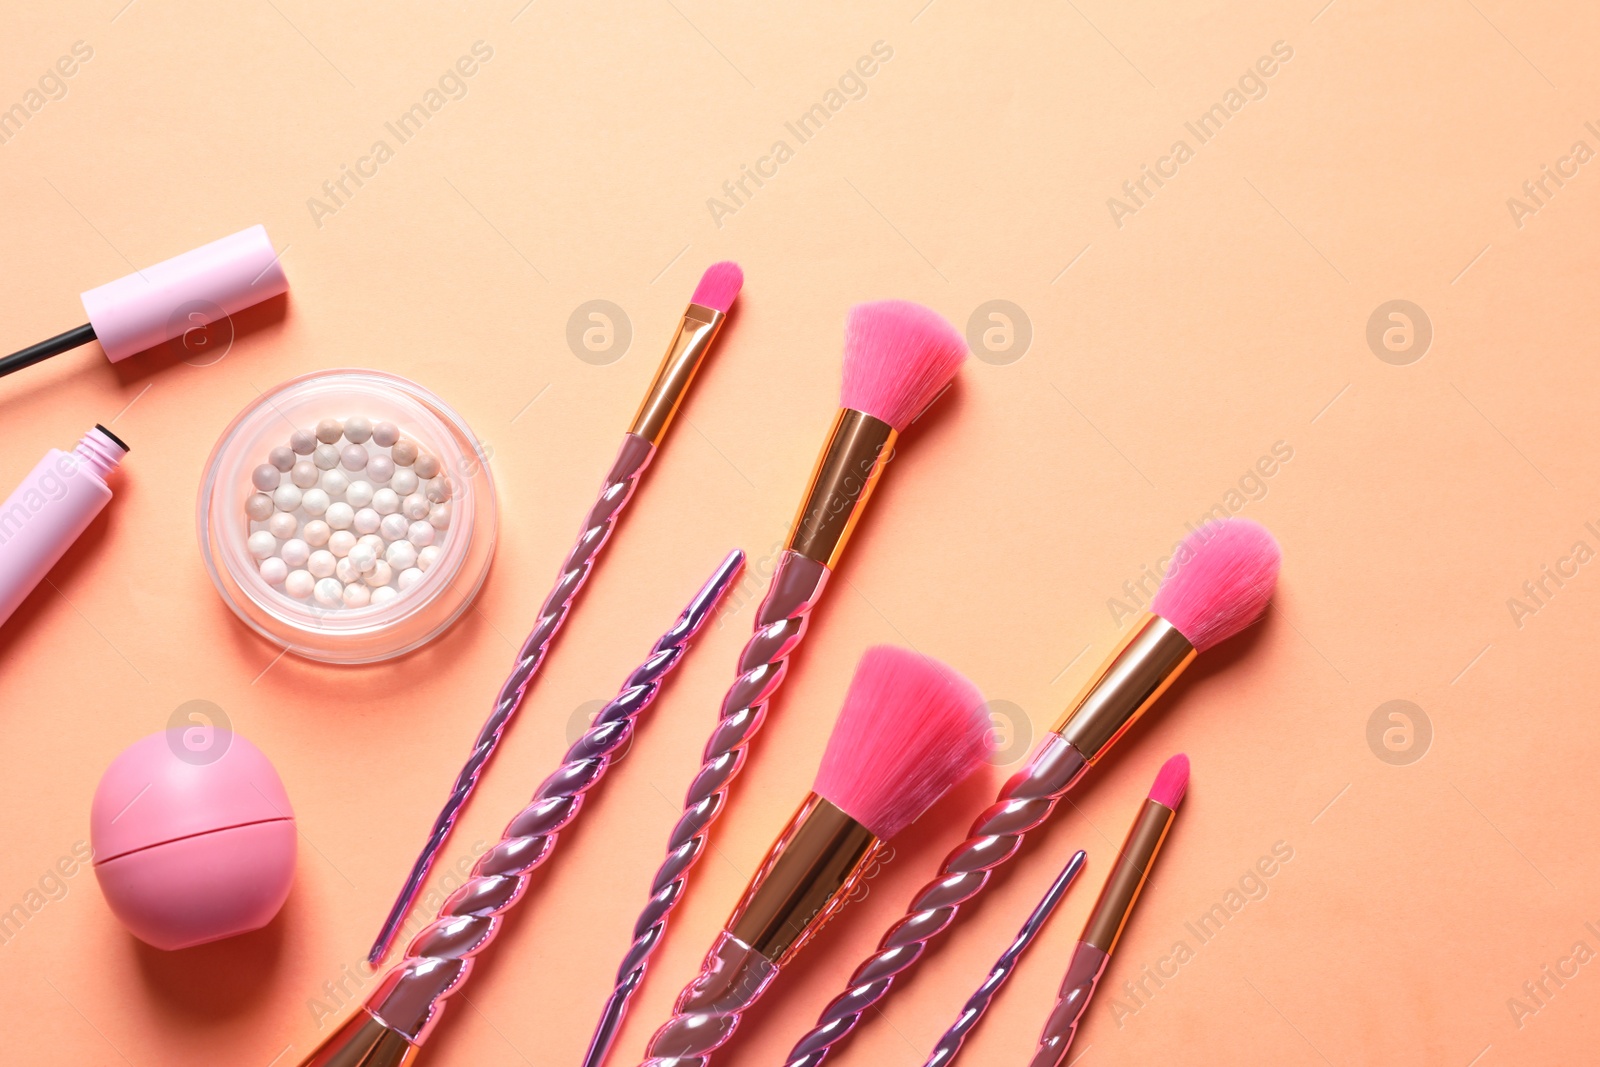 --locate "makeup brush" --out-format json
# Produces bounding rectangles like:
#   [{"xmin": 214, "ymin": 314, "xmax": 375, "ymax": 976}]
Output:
[
  {"xmin": 920, "ymin": 848, "xmax": 1086, "ymax": 1067},
  {"xmin": 781, "ymin": 518, "xmax": 1279, "ymax": 1066},
  {"xmin": 637, "ymin": 644, "xmax": 995, "ymax": 1066},
  {"xmin": 578, "ymin": 300, "xmax": 967, "ymax": 1067},
  {"xmin": 368, "ymin": 262, "xmax": 743, "ymax": 963},
  {"xmin": 1029, "ymin": 754, "xmax": 1189, "ymax": 1066},
  {"xmin": 1, "ymin": 225, "xmax": 289, "ymax": 377},
  {"xmin": 293, "ymin": 550, "xmax": 744, "ymax": 1067}
]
